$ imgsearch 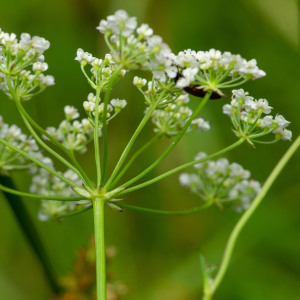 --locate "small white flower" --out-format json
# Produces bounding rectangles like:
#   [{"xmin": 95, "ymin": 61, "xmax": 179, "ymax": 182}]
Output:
[
  {"xmin": 273, "ymin": 128, "xmax": 292, "ymax": 141},
  {"xmin": 137, "ymin": 24, "xmax": 153, "ymax": 38},
  {"xmin": 39, "ymin": 75, "xmax": 55, "ymax": 86},
  {"xmin": 175, "ymin": 49, "xmax": 198, "ymax": 68},
  {"xmin": 191, "ymin": 118, "xmax": 210, "ymax": 131},
  {"xmin": 110, "ymin": 99, "xmax": 127, "ymax": 109},
  {"xmin": 223, "ymin": 104, "xmax": 234, "ymax": 115},
  {"xmin": 87, "ymin": 93, "xmax": 96, "ymax": 102},
  {"xmin": 255, "ymin": 98, "xmax": 272, "ymax": 114},
  {"xmin": 75, "ymin": 48, "xmax": 93, "ymax": 64},
  {"xmin": 176, "ymin": 67, "xmax": 198, "ymax": 88},
  {"xmin": 92, "ymin": 58, "xmax": 103, "ymax": 68},
  {"xmin": 64, "ymin": 106, "xmax": 80, "ymax": 121},
  {"xmin": 97, "ymin": 19, "xmax": 109, "ymax": 34},
  {"xmin": 83, "ymin": 101, "xmax": 95, "ymax": 112},
  {"xmin": 32, "ymin": 62, "xmax": 48, "ymax": 72},
  {"xmin": 31, "ymin": 36, "xmax": 50, "ymax": 54},
  {"xmin": 133, "ymin": 76, "xmax": 147, "ymax": 88},
  {"xmin": 100, "ymin": 10, "xmax": 137, "ymax": 37},
  {"xmin": 194, "ymin": 152, "xmax": 207, "ymax": 169},
  {"xmin": 274, "ymin": 115, "xmax": 290, "ymax": 128}
]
